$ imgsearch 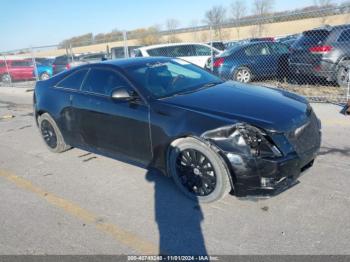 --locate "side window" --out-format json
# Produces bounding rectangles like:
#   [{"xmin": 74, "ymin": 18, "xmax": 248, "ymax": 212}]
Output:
[
  {"xmin": 148, "ymin": 47, "xmax": 168, "ymax": 56},
  {"xmin": 167, "ymin": 45, "xmax": 195, "ymax": 57},
  {"xmin": 134, "ymin": 49, "xmax": 143, "ymax": 57},
  {"xmin": 244, "ymin": 44, "xmax": 270, "ymax": 56},
  {"xmin": 338, "ymin": 29, "xmax": 350, "ymax": 42},
  {"xmin": 82, "ymin": 68, "xmax": 130, "ymax": 96},
  {"xmin": 194, "ymin": 45, "xmax": 212, "ymax": 56},
  {"xmin": 56, "ymin": 69, "xmax": 88, "ymax": 90},
  {"xmin": 270, "ymin": 43, "xmax": 289, "ymax": 54},
  {"xmin": 12, "ymin": 61, "xmax": 31, "ymax": 67}
]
